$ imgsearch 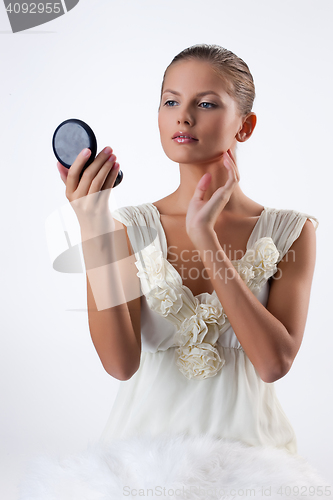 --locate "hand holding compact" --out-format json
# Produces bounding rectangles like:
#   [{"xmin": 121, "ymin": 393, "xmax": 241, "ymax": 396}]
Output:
[
  {"xmin": 53, "ymin": 118, "xmax": 123, "ymax": 186},
  {"xmin": 57, "ymin": 145, "xmax": 120, "ymax": 233},
  {"xmin": 54, "ymin": 119, "xmax": 123, "ymax": 233}
]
